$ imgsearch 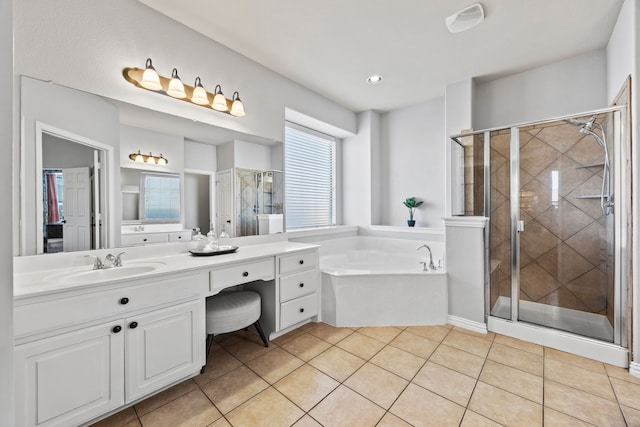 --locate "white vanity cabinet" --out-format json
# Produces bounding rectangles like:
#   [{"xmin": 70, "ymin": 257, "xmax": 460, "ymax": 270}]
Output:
[
  {"xmin": 120, "ymin": 230, "xmax": 192, "ymax": 247},
  {"xmin": 244, "ymin": 249, "xmax": 320, "ymax": 338},
  {"xmin": 14, "ymin": 272, "xmax": 206, "ymax": 427}
]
